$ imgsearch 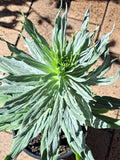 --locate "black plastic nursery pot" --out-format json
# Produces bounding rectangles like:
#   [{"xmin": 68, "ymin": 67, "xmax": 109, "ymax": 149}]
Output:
[
  {"xmin": 12, "ymin": 130, "xmax": 73, "ymax": 159},
  {"xmin": 12, "ymin": 129, "xmax": 87, "ymax": 159},
  {"xmin": 22, "ymin": 147, "xmax": 73, "ymax": 160},
  {"xmin": 23, "ymin": 149, "xmax": 73, "ymax": 160}
]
